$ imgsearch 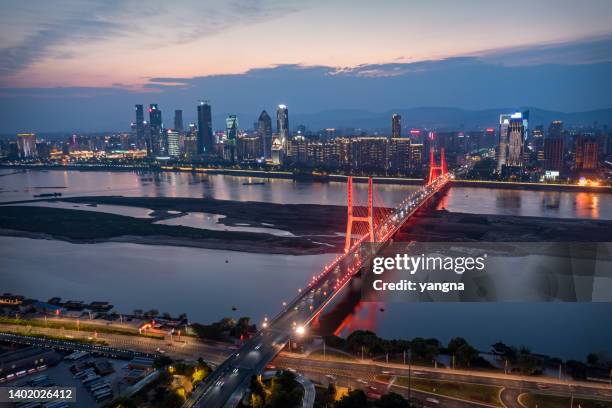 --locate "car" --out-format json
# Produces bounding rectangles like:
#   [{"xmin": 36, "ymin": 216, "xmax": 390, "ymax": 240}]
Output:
[
  {"xmin": 231, "ymin": 368, "xmax": 239, "ymax": 375},
  {"xmin": 254, "ymin": 343, "xmax": 262, "ymax": 350},
  {"xmin": 425, "ymin": 397, "xmax": 440, "ymax": 404}
]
